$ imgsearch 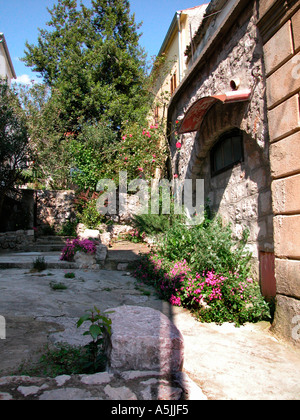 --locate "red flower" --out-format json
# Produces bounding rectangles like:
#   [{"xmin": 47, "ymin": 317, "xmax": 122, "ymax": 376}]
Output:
[{"xmin": 176, "ymin": 142, "xmax": 182, "ymax": 149}]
